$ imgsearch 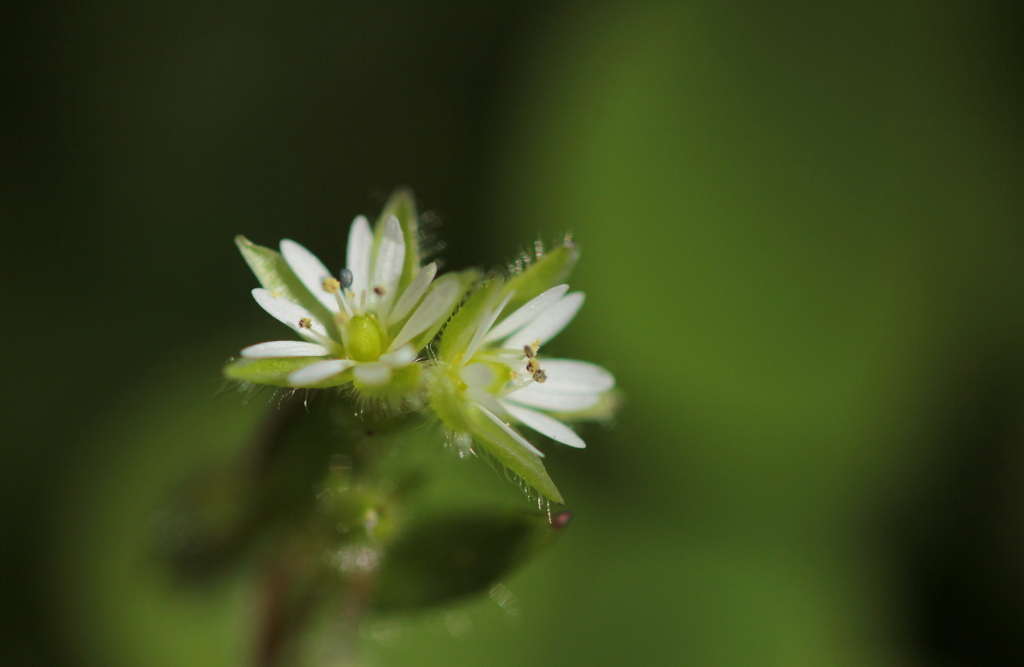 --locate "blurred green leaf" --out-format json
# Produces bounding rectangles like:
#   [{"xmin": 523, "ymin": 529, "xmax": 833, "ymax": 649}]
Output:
[{"xmin": 371, "ymin": 510, "xmax": 570, "ymax": 611}]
